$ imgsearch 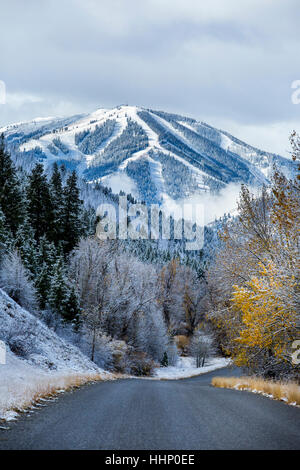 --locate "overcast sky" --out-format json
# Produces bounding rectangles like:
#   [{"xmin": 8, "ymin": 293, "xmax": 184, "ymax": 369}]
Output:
[{"xmin": 0, "ymin": 0, "xmax": 300, "ymax": 156}]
